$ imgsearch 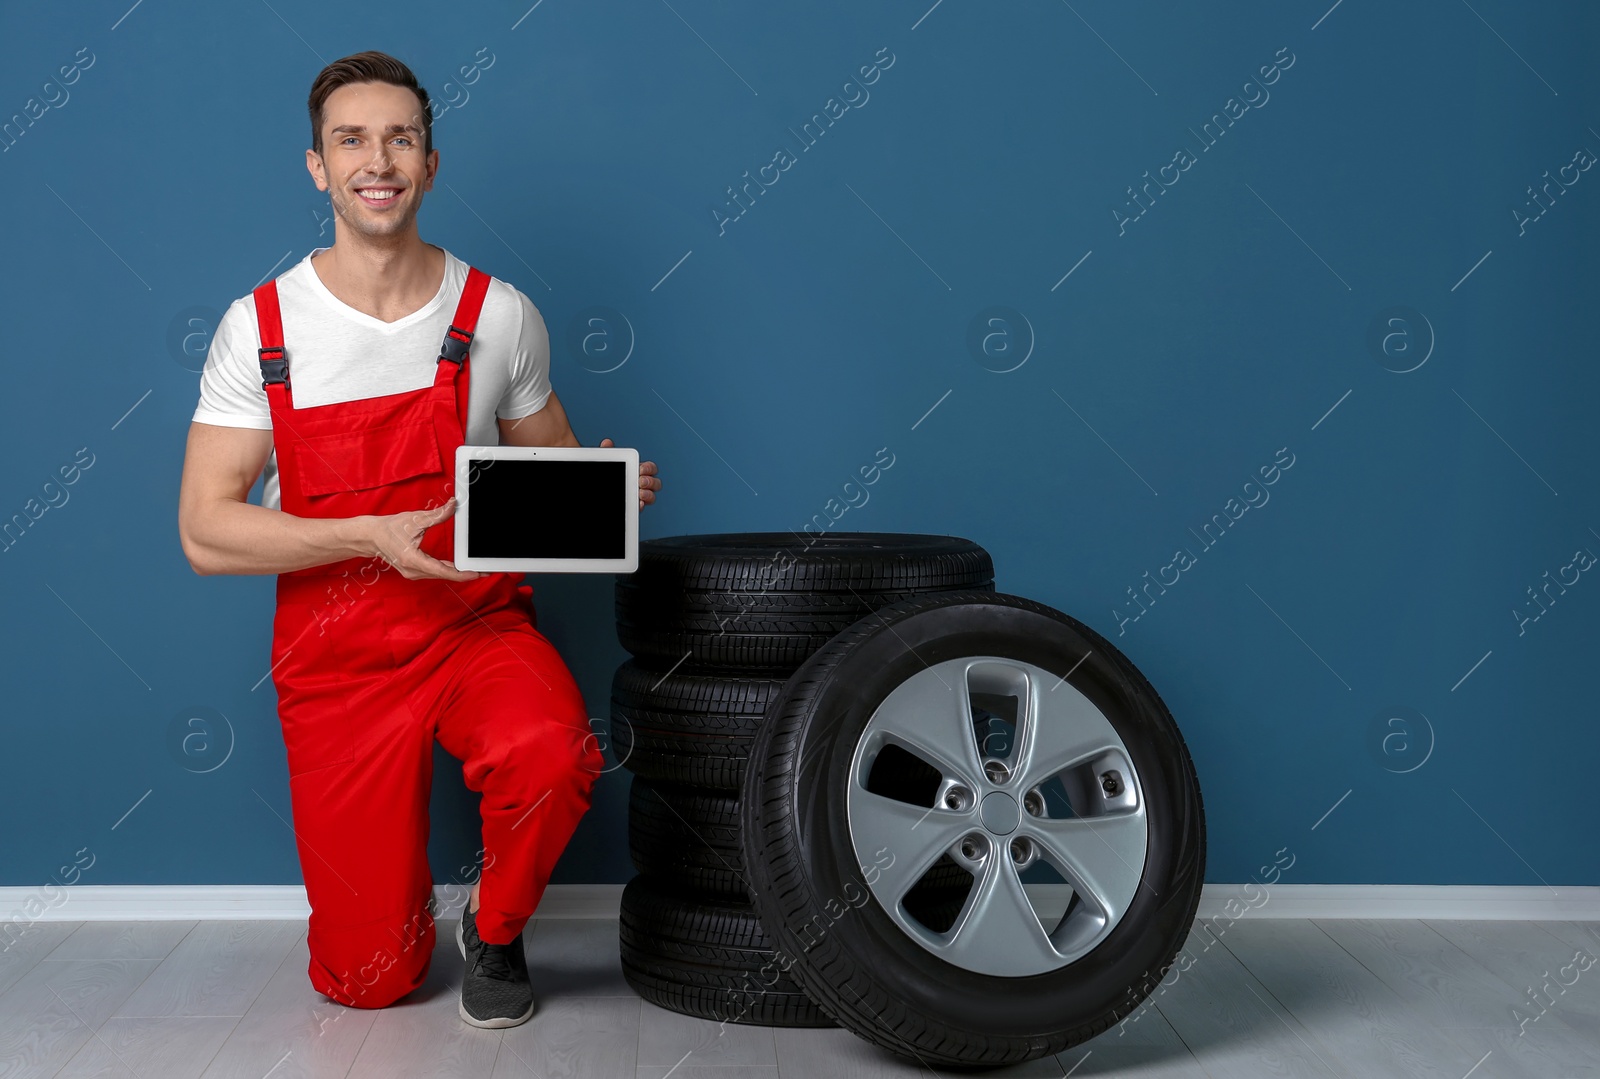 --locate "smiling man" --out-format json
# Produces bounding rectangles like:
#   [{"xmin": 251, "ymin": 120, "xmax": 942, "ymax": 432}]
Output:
[{"xmin": 177, "ymin": 50, "xmax": 660, "ymax": 1029}]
